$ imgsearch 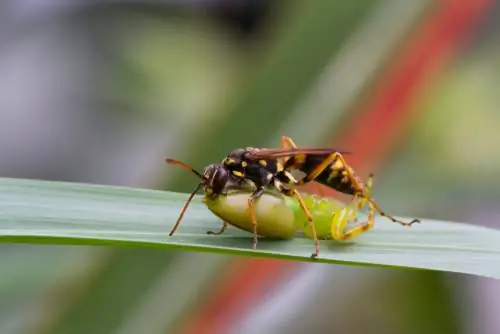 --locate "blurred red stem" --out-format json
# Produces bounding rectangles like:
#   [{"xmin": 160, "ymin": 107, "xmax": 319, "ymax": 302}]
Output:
[{"xmin": 176, "ymin": 1, "xmax": 491, "ymax": 333}]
